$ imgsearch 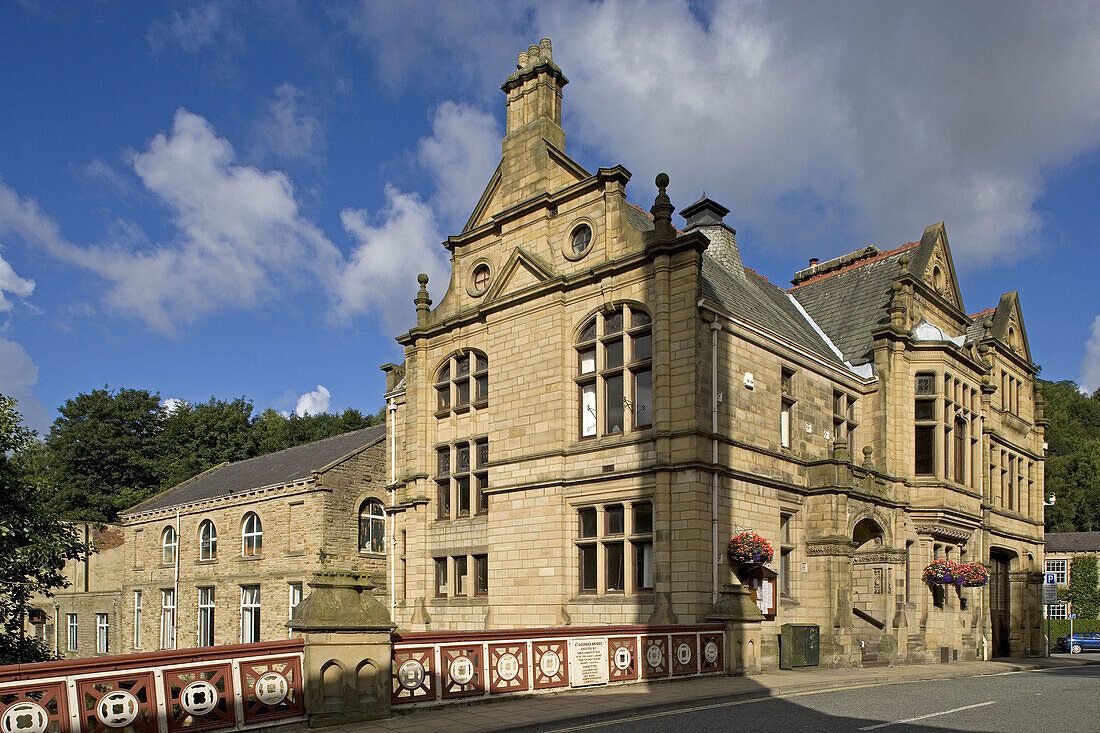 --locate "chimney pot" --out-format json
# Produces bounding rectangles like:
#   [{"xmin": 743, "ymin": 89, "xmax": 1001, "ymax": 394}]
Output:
[
  {"xmin": 809, "ymin": 258, "xmax": 819, "ymax": 266},
  {"xmin": 517, "ymin": 51, "xmax": 528, "ymax": 68},
  {"xmin": 539, "ymin": 38, "xmax": 552, "ymax": 60},
  {"xmin": 528, "ymin": 44, "xmax": 540, "ymax": 61}
]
